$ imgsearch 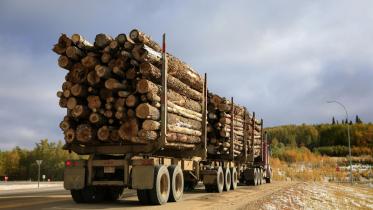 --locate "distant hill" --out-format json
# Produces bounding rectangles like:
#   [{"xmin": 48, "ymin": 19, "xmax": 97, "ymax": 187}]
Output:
[{"xmin": 265, "ymin": 123, "xmax": 373, "ymax": 156}]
